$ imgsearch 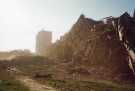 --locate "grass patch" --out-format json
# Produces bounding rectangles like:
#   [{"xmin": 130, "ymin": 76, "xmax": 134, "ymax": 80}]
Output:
[
  {"xmin": 43, "ymin": 79, "xmax": 135, "ymax": 91},
  {"xmin": 0, "ymin": 80, "xmax": 30, "ymax": 91}
]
